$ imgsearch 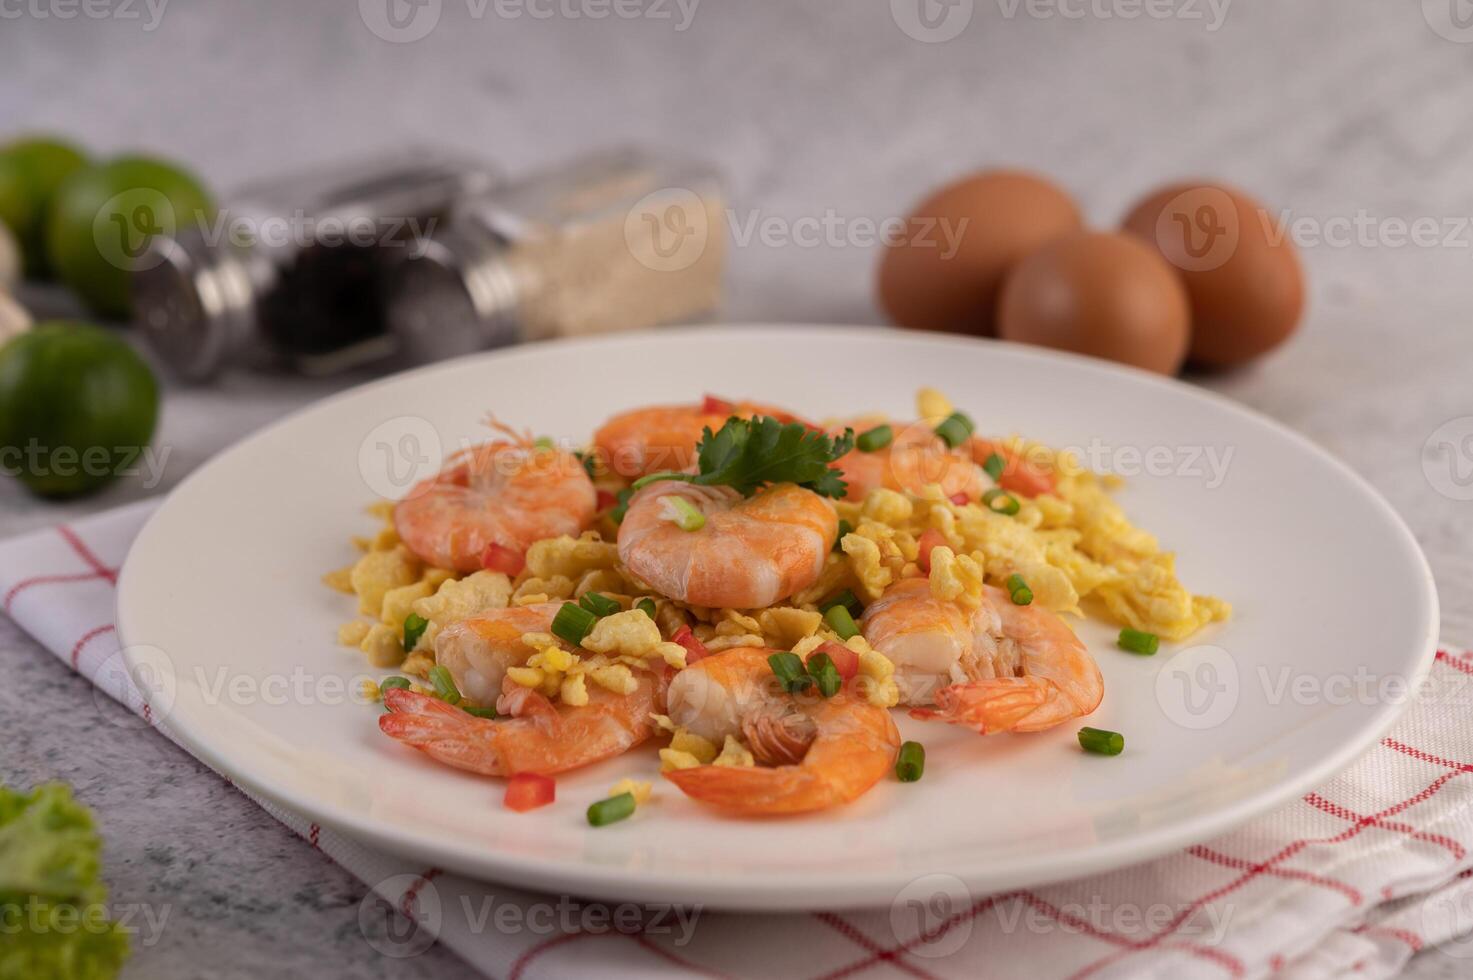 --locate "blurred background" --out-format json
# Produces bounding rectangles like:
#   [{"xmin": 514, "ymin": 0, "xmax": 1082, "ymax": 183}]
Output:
[{"xmin": 3, "ymin": 2, "xmax": 1473, "ymax": 976}]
